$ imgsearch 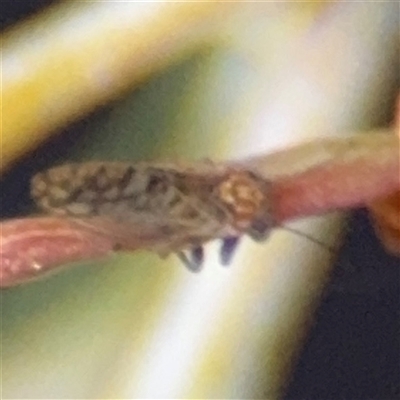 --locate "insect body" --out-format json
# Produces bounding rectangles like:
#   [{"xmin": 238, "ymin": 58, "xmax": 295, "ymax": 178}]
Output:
[{"xmin": 31, "ymin": 161, "xmax": 274, "ymax": 271}]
